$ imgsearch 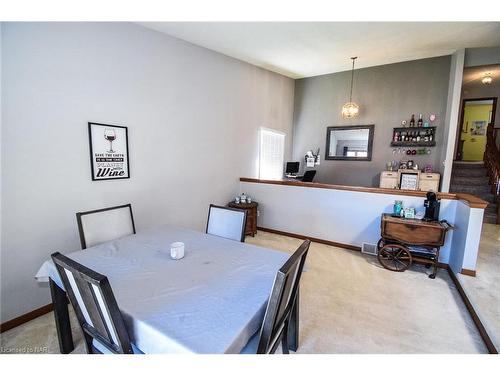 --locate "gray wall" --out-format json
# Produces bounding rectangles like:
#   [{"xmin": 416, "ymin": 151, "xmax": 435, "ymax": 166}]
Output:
[
  {"xmin": 465, "ymin": 47, "xmax": 500, "ymax": 68},
  {"xmin": 1, "ymin": 22, "xmax": 295, "ymax": 322},
  {"xmin": 292, "ymin": 56, "xmax": 451, "ymax": 187}
]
